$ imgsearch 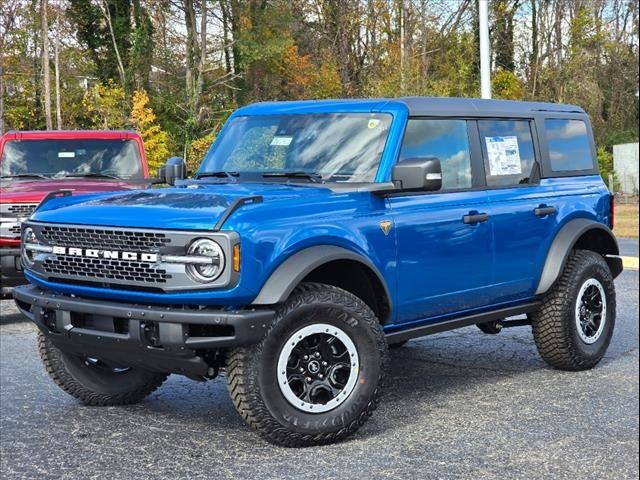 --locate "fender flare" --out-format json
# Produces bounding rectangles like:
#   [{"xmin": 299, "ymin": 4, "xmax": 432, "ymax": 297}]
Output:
[
  {"xmin": 535, "ymin": 218, "xmax": 620, "ymax": 295},
  {"xmin": 252, "ymin": 245, "xmax": 391, "ymax": 306}
]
